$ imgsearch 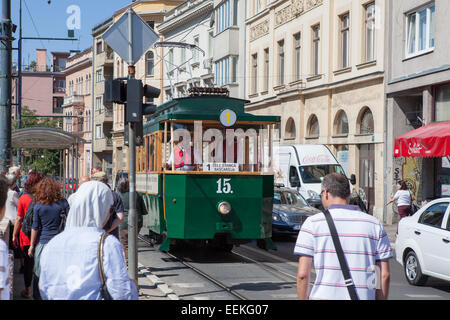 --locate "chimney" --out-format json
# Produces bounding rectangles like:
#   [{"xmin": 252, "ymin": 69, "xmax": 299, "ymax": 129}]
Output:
[{"xmin": 36, "ymin": 49, "xmax": 47, "ymax": 72}]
